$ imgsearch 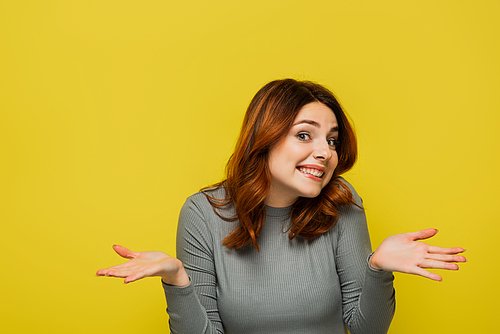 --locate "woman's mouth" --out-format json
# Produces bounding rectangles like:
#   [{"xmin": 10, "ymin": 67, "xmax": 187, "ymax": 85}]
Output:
[{"xmin": 297, "ymin": 167, "xmax": 324, "ymax": 178}]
